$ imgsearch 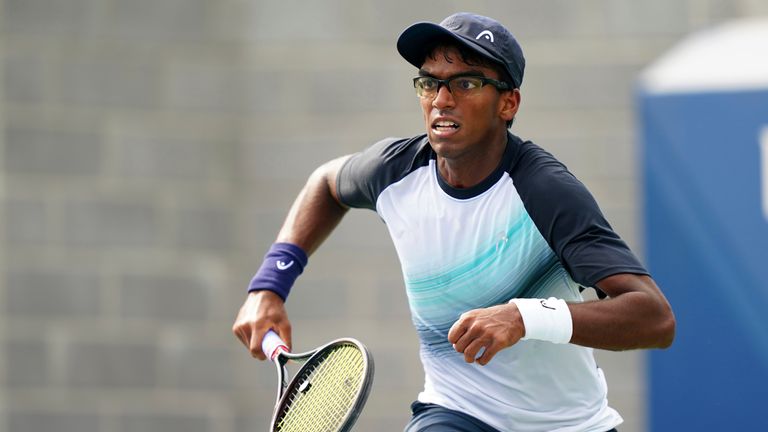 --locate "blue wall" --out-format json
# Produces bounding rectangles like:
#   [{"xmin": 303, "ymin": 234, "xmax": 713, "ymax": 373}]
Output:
[{"xmin": 641, "ymin": 88, "xmax": 768, "ymax": 430}]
